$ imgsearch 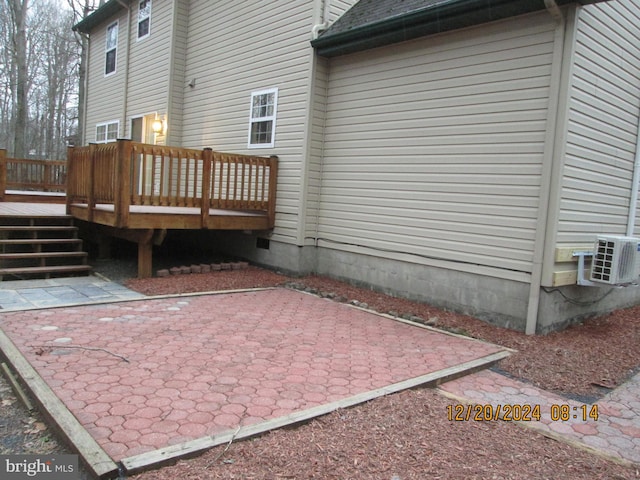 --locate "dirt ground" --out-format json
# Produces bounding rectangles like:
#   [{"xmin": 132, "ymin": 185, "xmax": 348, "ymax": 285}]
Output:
[{"xmin": 1, "ymin": 265, "xmax": 639, "ymax": 479}]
